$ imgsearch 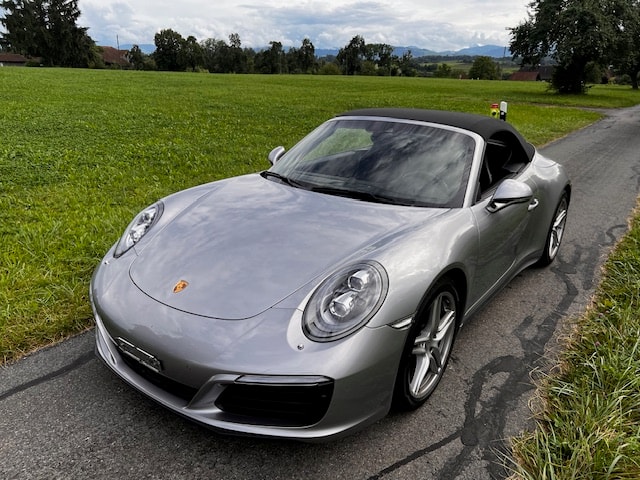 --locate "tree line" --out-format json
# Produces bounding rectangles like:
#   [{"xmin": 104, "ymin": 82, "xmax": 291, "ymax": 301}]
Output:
[
  {"xmin": 2, "ymin": 0, "xmax": 640, "ymax": 91},
  {"xmin": 140, "ymin": 30, "xmax": 325, "ymax": 74},
  {"xmin": 0, "ymin": 1, "xmax": 417, "ymax": 76},
  {"xmin": 129, "ymin": 30, "xmax": 419, "ymax": 77}
]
